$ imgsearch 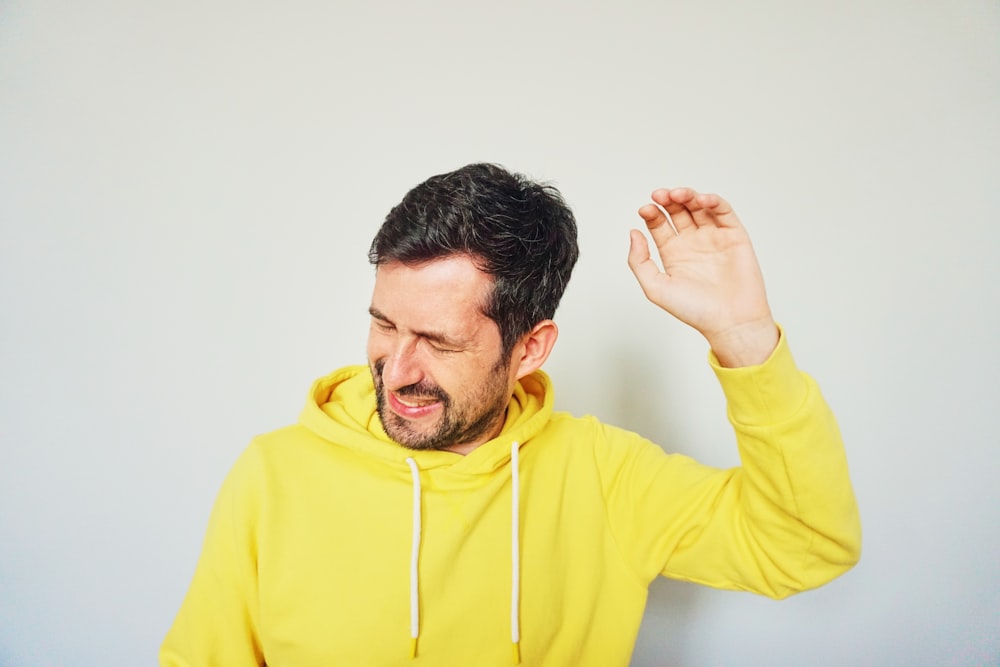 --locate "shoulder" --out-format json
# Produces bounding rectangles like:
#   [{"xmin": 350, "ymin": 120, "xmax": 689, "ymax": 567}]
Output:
[
  {"xmin": 238, "ymin": 424, "xmax": 340, "ymax": 476},
  {"xmin": 530, "ymin": 411, "xmax": 662, "ymax": 464},
  {"xmin": 543, "ymin": 410, "xmax": 650, "ymax": 442}
]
